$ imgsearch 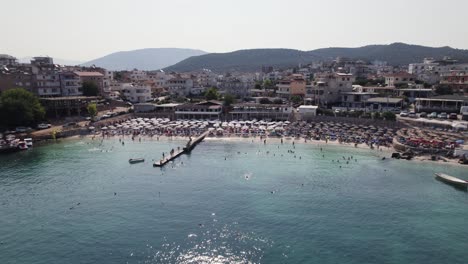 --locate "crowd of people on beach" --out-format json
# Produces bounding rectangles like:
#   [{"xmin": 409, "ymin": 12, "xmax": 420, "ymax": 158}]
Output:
[{"xmin": 91, "ymin": 117, "xmax": 400, "ymax": 150}]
